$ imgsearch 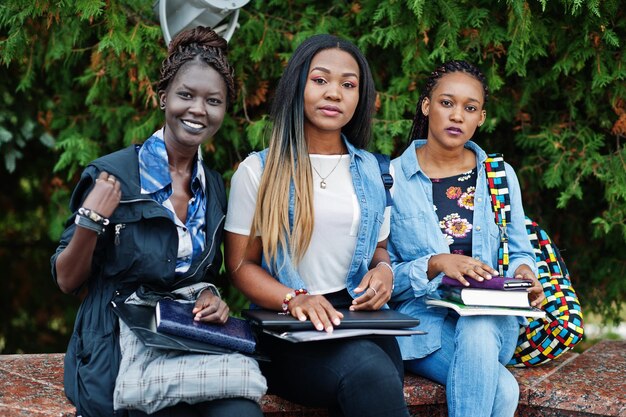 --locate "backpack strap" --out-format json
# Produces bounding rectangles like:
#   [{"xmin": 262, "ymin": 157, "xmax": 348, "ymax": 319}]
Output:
[
  {"xmin": 484, "ymin": 153, "xmax": 511, "ymax": 275},
  {"xmin": 373, "ymin": 153, "xmax": 394, "ymax": 207}
]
